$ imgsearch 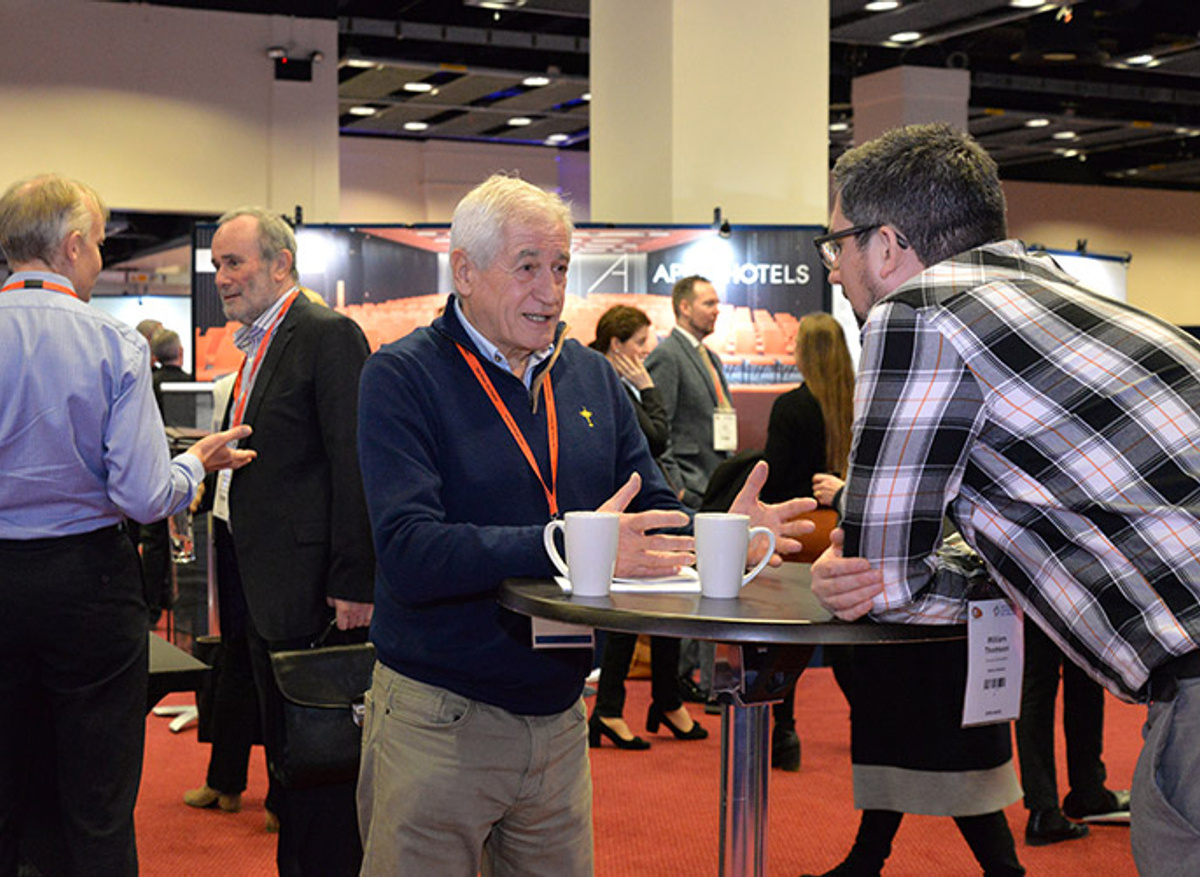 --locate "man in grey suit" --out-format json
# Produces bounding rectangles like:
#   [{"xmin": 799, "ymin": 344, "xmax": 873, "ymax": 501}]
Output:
[
  {"xmin": 646, "ymin": 274, "xmax": 735, "ymax": 508},
  {"xmin": 646, "ymin": 275, "xmax": 735, "ymax": 704}
]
